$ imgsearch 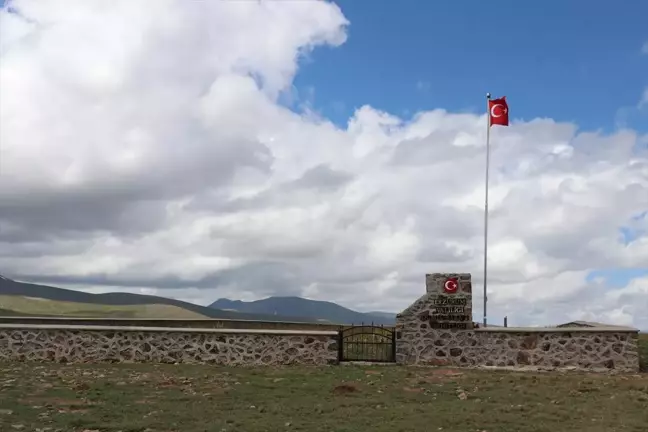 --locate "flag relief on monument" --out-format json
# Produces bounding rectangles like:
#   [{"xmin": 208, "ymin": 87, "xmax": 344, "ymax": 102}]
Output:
[{"xmin": 443, "ymin": 277, "xmax": 458, "ymax": 294}]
